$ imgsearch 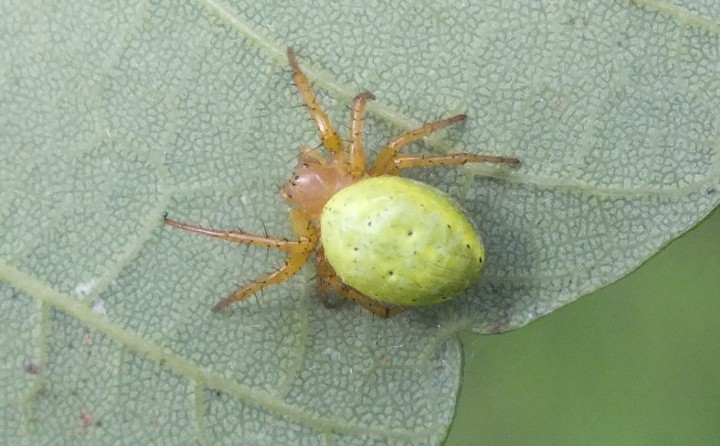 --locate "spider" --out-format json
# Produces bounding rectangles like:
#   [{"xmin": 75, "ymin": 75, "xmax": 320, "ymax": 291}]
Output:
[{"xmin": 164, "ymin": 48, "xmax": 519, "ymax": 318}]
